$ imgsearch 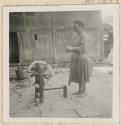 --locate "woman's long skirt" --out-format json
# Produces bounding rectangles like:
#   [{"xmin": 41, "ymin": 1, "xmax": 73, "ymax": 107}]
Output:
[{"xmin": 69, "ymin": 53, "xmax": 90, "ymax": 85}]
